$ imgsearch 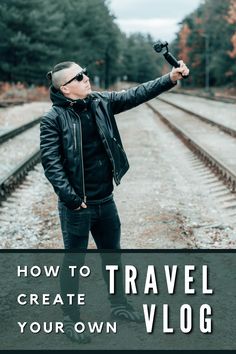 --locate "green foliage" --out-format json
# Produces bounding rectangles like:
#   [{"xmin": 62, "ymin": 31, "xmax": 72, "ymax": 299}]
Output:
[
  {"xmin": 0, "ymin": 0, "xmax": 64, "ymax": 84},
  {"xmin": 121, "ymin": 33, "xmax": 163, "ymax": 83}
]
